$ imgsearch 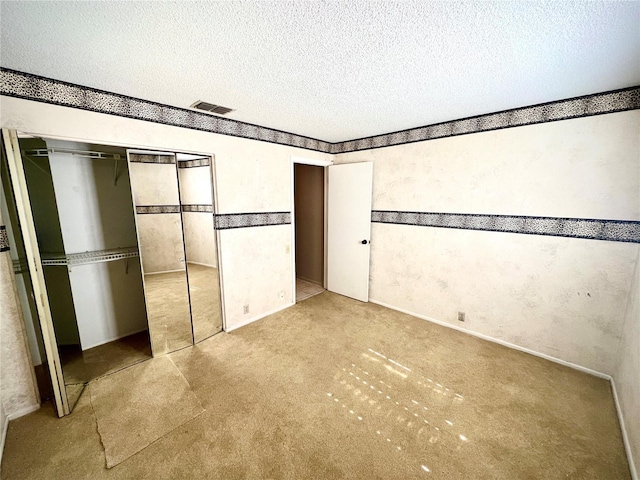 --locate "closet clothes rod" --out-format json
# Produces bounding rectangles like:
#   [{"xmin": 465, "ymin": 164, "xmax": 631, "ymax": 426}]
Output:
[
  {"xmin": 23, "ymin": 147, "xmax": 126, "ymax": 185},
  {"xmin": 22, "ymin": 148, "xmax": 123, "ymax": 161}
]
